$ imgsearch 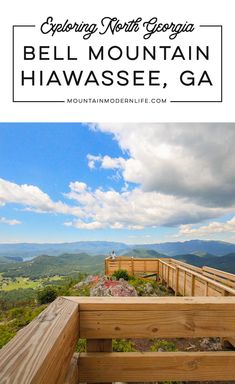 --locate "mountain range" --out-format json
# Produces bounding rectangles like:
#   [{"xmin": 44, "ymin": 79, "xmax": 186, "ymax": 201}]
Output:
[
  {"xmin": 2, "ymin": 248, "xmax": 235, "ymax": 278},
  {"xmin": 1, "ymin": 239, "xmax": 235, "ymax": 260}
]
